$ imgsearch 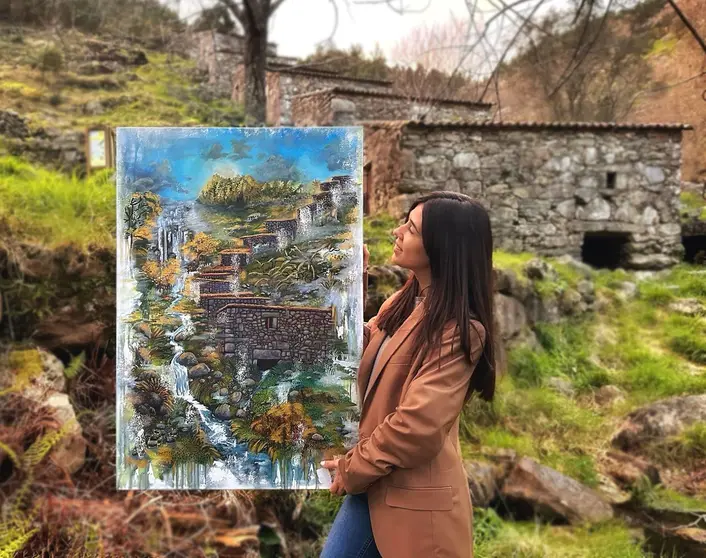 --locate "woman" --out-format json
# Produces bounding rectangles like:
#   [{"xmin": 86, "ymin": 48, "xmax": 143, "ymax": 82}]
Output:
[{"xmin": 320, "ymin": 191, "xmax": 497, "ymax": 558}]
